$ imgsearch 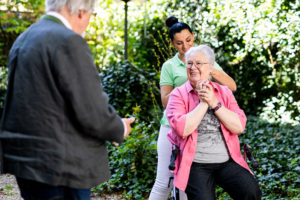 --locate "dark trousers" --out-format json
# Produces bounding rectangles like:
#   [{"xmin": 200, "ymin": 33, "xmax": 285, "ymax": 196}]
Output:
[
  {"xmin": 185, "ymin": 159, "xmax": 261, "ymax": 200},
  {"xmin": 16, "ymin": 177, "xmax": 91, "ymax": 200}
]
